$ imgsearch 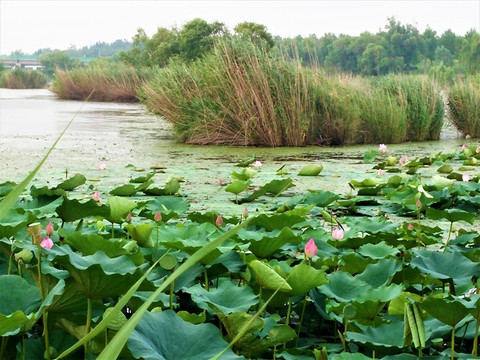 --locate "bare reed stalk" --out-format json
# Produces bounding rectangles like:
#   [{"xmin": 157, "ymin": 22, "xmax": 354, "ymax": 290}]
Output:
[{"xmin": 448, "ymin": 77, "xmax": 480, "ymax": 137}]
